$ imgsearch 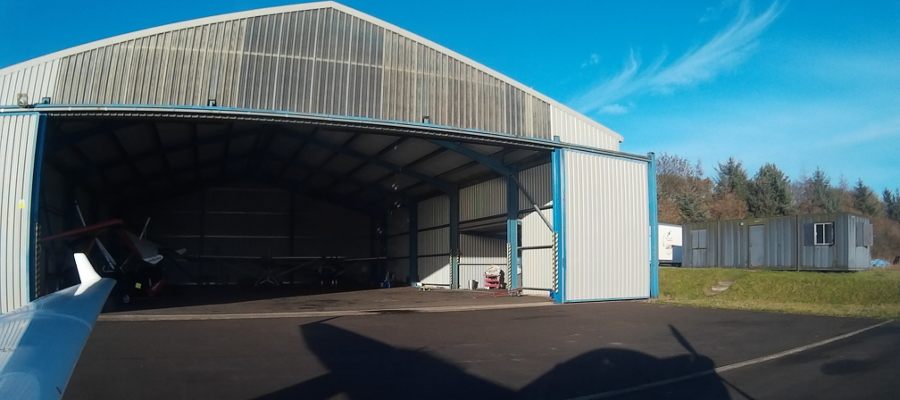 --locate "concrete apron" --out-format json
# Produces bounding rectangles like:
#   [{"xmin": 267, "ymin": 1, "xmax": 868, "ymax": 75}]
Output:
[{"xmin": 99, "ymin": 287, "xmax": 554, "ymax": 321}]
